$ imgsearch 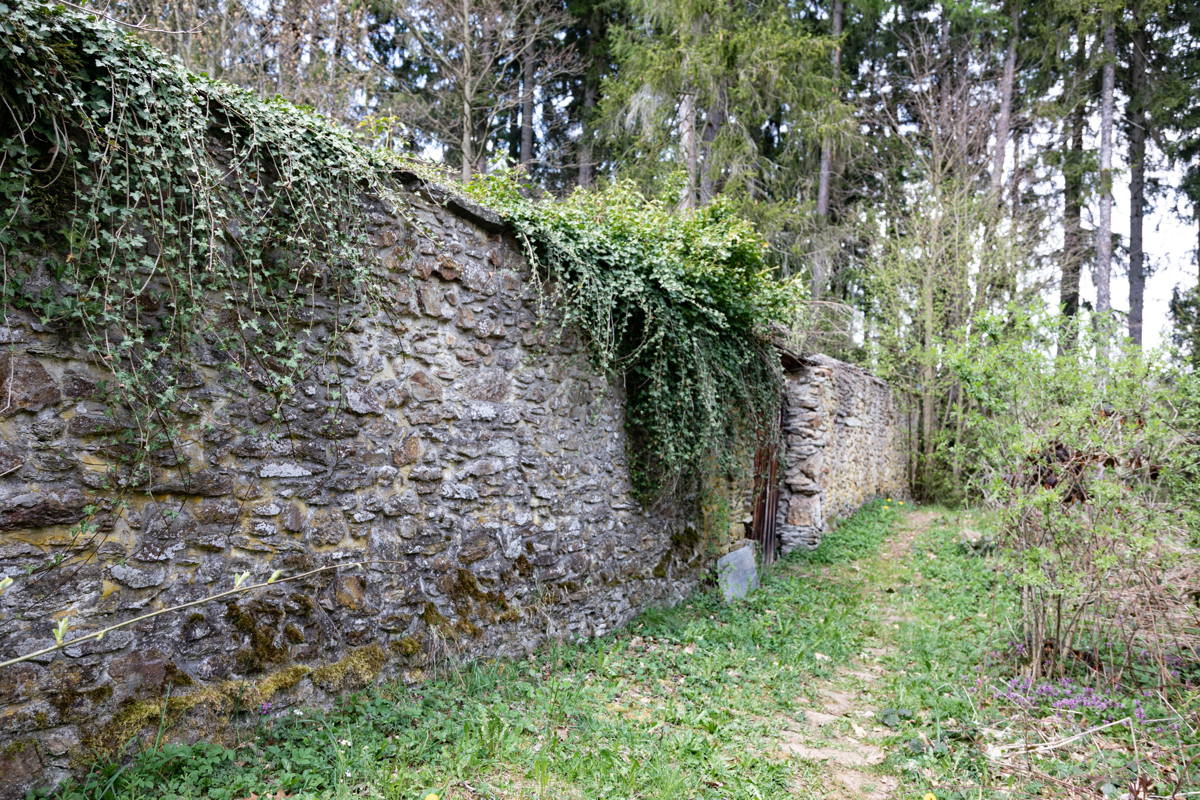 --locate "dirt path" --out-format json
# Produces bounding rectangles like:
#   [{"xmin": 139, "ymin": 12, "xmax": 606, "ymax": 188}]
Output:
[{"xmin": 779, "ymin": 509, "xmax": 941, "ymax": 799}]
